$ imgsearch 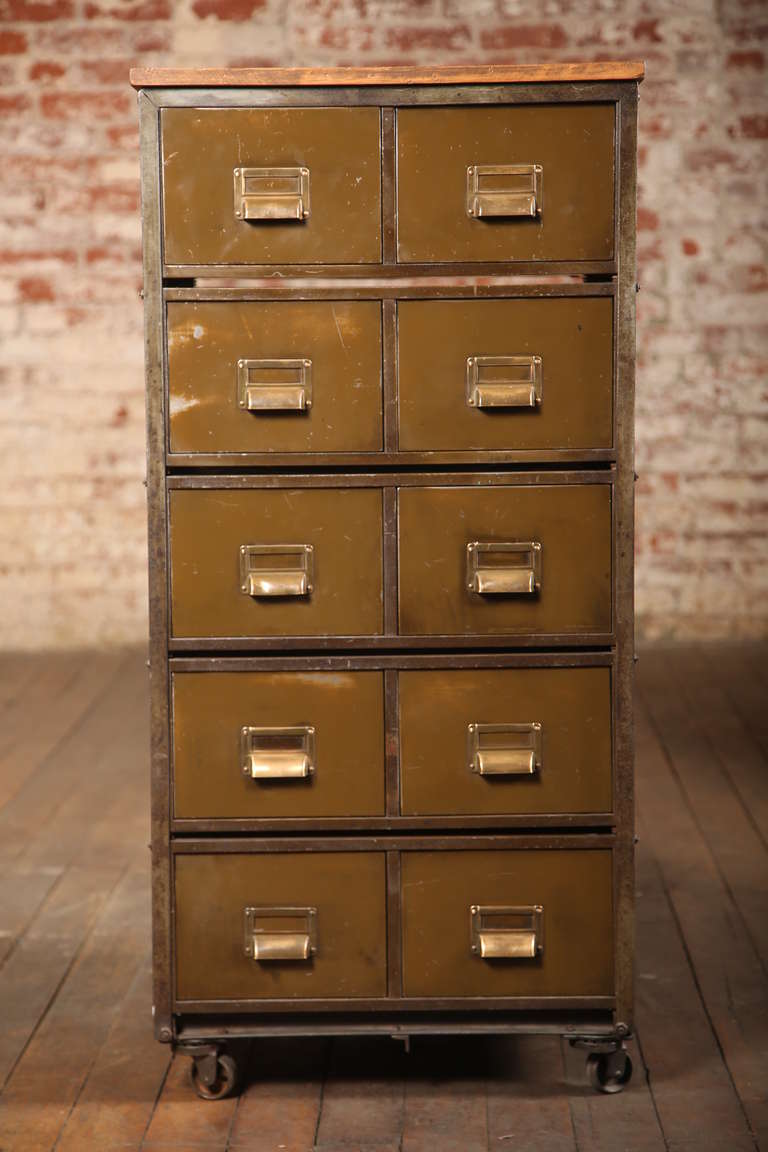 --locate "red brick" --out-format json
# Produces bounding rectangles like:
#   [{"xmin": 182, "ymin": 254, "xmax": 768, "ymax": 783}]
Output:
[
  {"xmin": 733, "ymin": 264, "xmax": 768, "ymax": 293},
  {"xmin": 0, "ymin": 30, "xmax": 27, "ymax": 55},
  {"xmin": 385, "ymin": 24, "xmax": 471, "ymax": 53},
  {"xmin": 0, "ymin": 92, "xmax": 31, "ymax": 114},
  {"xmin": 686, "ymin": 146, "xmax": 741, "ymax": 172},
  {"xmin": 40, "ymin": 90, "xmax": 133, "ymax": 120},
  {"xmin": 727, "ymin": 50, "xmax": 764, "ymax": 69},
  {"xmin": 132, "ymin": 29, "xmax": 171, "ymax": 50},
  {"xmin": 638, "ymin": 207, "xmax": 659, "ymax": 231},
  {"xmin": 226, "ymin": 55, "xmax": 282, "ymax": 67},
  {"xmin": 87, "ymin": 185, "xmax": 140, "ymax": 214},
  {"xmin": 83, "ymin": 0, "xmax": 170, "ymax": 18},
  {"xmin": 633, "ymin": 18, "xmax": 663, "ymax": 42},
  {"xmin": 79, "ymin": 58, "xmax": 135, "ymax": 85},
  {"xmin": 682, "ymin": 238, "xmax": 700, "ymax": 256},
  {"xmin": 106, "ymin": 123, "xmax": 139, "ymax": 149},
  {"xmin": 0, "ymin": 247, "xmax": 77, "ymax": 265},
  {"xmin": 191, "ymin": 0, "xmax": 266, "ymax": 19},
  {"xmin": 18, "ymin": 277, "xmax": 55, "ymax": 302},
  {"xmin": 479, "ymin": 24, "xmax": 568, "ymax": 51},
  {"xmin": 739, "ymin": 114, "xmax": 768, "ymax": 138},
  {"xmin": 0, "ymin": 0, "xmax": 73, "ymax": 18},
  {"xmin": 29, "ymin": 60, "xmax": 67, "ymax": 81}
]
